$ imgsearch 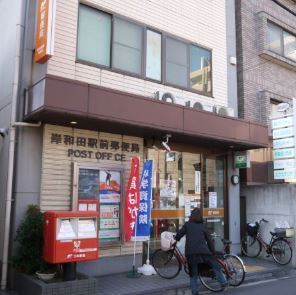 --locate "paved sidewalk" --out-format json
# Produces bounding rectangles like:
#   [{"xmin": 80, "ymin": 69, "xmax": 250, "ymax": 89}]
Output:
[
  {"xmin": 2, "ymin": 257, "xmax": 295, "ymax": 295},
  {"xmin": 96, "ymin": 257, "xmax": 295, "ymax": 295}
]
